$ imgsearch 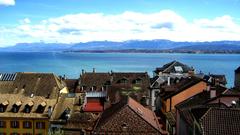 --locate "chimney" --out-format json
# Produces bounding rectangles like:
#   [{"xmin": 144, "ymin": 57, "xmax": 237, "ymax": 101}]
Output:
[
  {"xmin": 82, "ymin": 69, "xmax": 85, "ymax": 75},
  {"xmin": 48, "ymin": 106, "xmax": 53, "ymax": 117},
  {"xmin": 215, "ymin": 78, "xmax": 220, "ymax": 86},
  {"xmin": 101, "ymin": 86, "xmax": 104, "ymax": 91},
  {"xmin": 78, "ymin": 96, "xmax": 82, "ymax": 105},
  {"xmin": 206, "ymin": 85, "xmax": 211, "ymax": 91},
  {"xmin": 93, "ymin": 68, "xmax": 96, "ymax": 73},
  {"xmin": 167, "ymin": 77, "xmax": 171, "ymax": 86},
  {"xmin": 210, "ymin": 87, "xmax": 216, "ymax": 98},
  {"xmin": 188, "ymin": 71, "xmax": 194, "ymax": 76}
]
